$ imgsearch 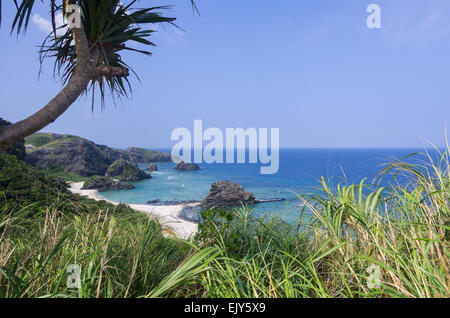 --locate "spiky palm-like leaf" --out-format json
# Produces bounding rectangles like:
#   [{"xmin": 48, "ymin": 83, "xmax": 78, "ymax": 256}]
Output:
[
  {"xmin": 2, "ymin": 1, "xmax": 198, "ymax": 33},
  {"xmin": 0, "ymin": 1, "xmax": 198, "ymax": 109},
  {"xmin": 0, "ymin": 1, "xmax": 198, "ymax": 153},
  {"xmin": 42, "ymin": 1, "xmax": 176, "ymax": 108}
]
